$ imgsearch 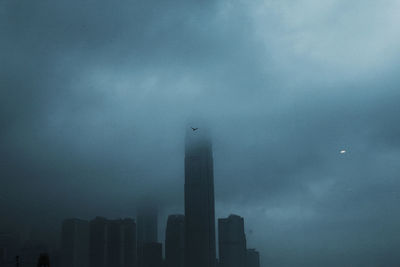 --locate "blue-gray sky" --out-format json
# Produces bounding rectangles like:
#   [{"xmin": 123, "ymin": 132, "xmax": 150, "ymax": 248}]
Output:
[{"xmin": 1, "ymin": 0, "xmax": 400, "ymax": 266}]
